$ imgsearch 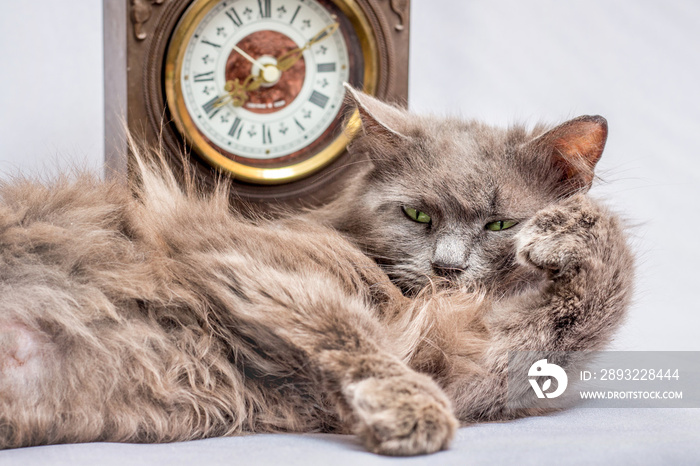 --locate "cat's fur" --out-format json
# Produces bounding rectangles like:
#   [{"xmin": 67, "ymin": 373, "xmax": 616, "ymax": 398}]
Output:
[{"xmin": 0, "ymin": 90, "xmax": 633, "ymax": 455}]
